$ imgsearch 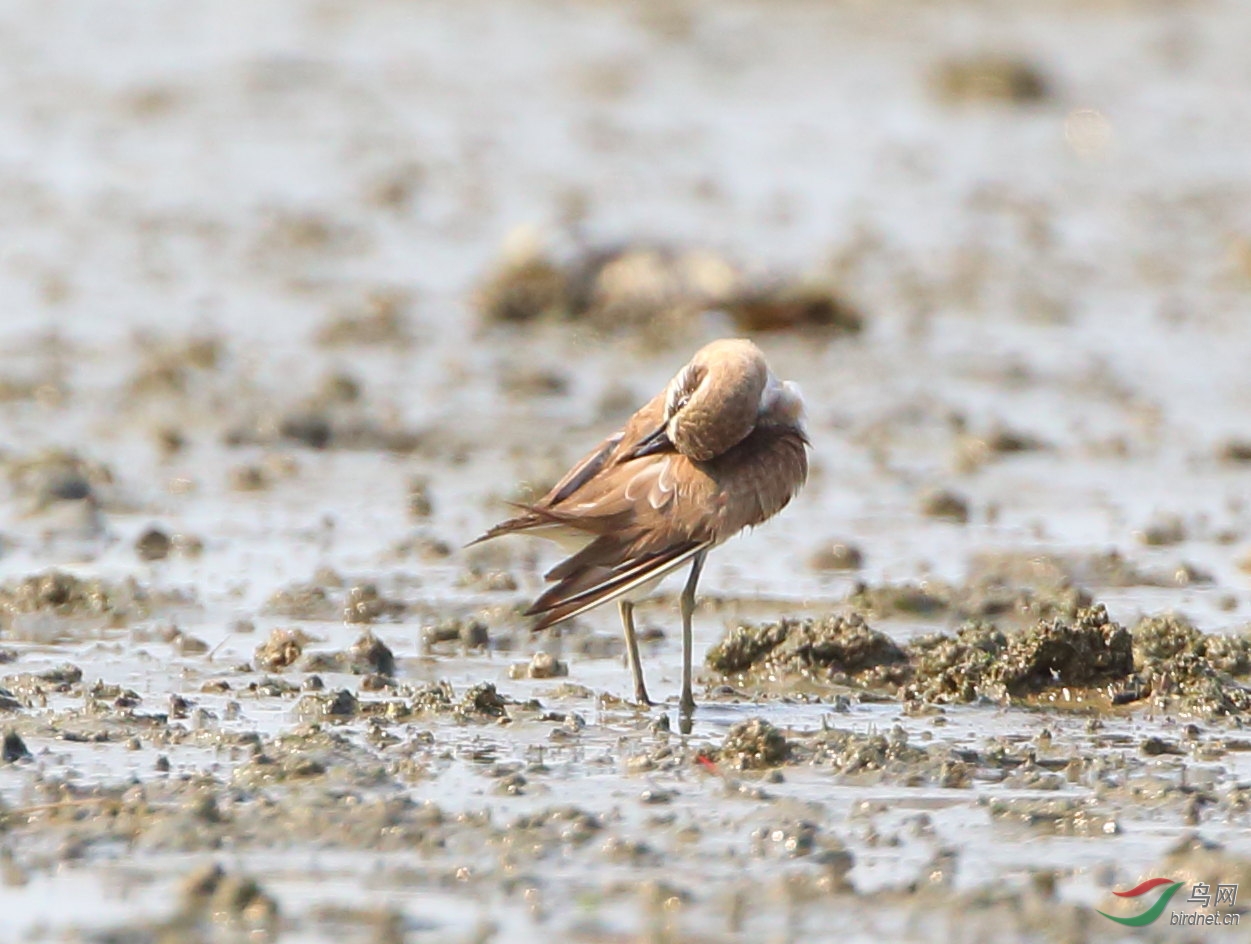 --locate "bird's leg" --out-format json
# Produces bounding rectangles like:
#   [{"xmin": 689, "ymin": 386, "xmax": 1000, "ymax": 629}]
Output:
[
  {"xmin": 618, "ymin": 599, "xmax": 651, "ymax": 706},
  {"xmin": 679, "ymin": 551, "xmax": 707, "ymax": 718}
]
